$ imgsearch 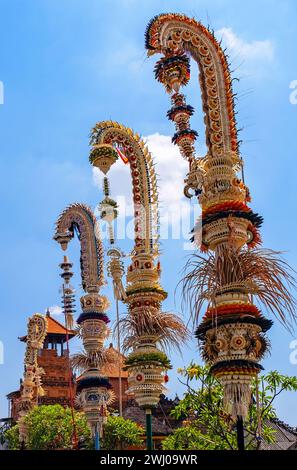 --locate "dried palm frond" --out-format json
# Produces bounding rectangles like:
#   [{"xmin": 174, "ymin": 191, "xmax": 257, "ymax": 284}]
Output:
[
  {"xmin": 181, "ymin": 247, "xmax": 297, "ymax": 329},
  {"xmin": 117, "ymin": 309, "xmax": 189, "ymax": 353},
  {"xmin": 71, "ymin": 349, "xmax": 116, "ymax": 373}
]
